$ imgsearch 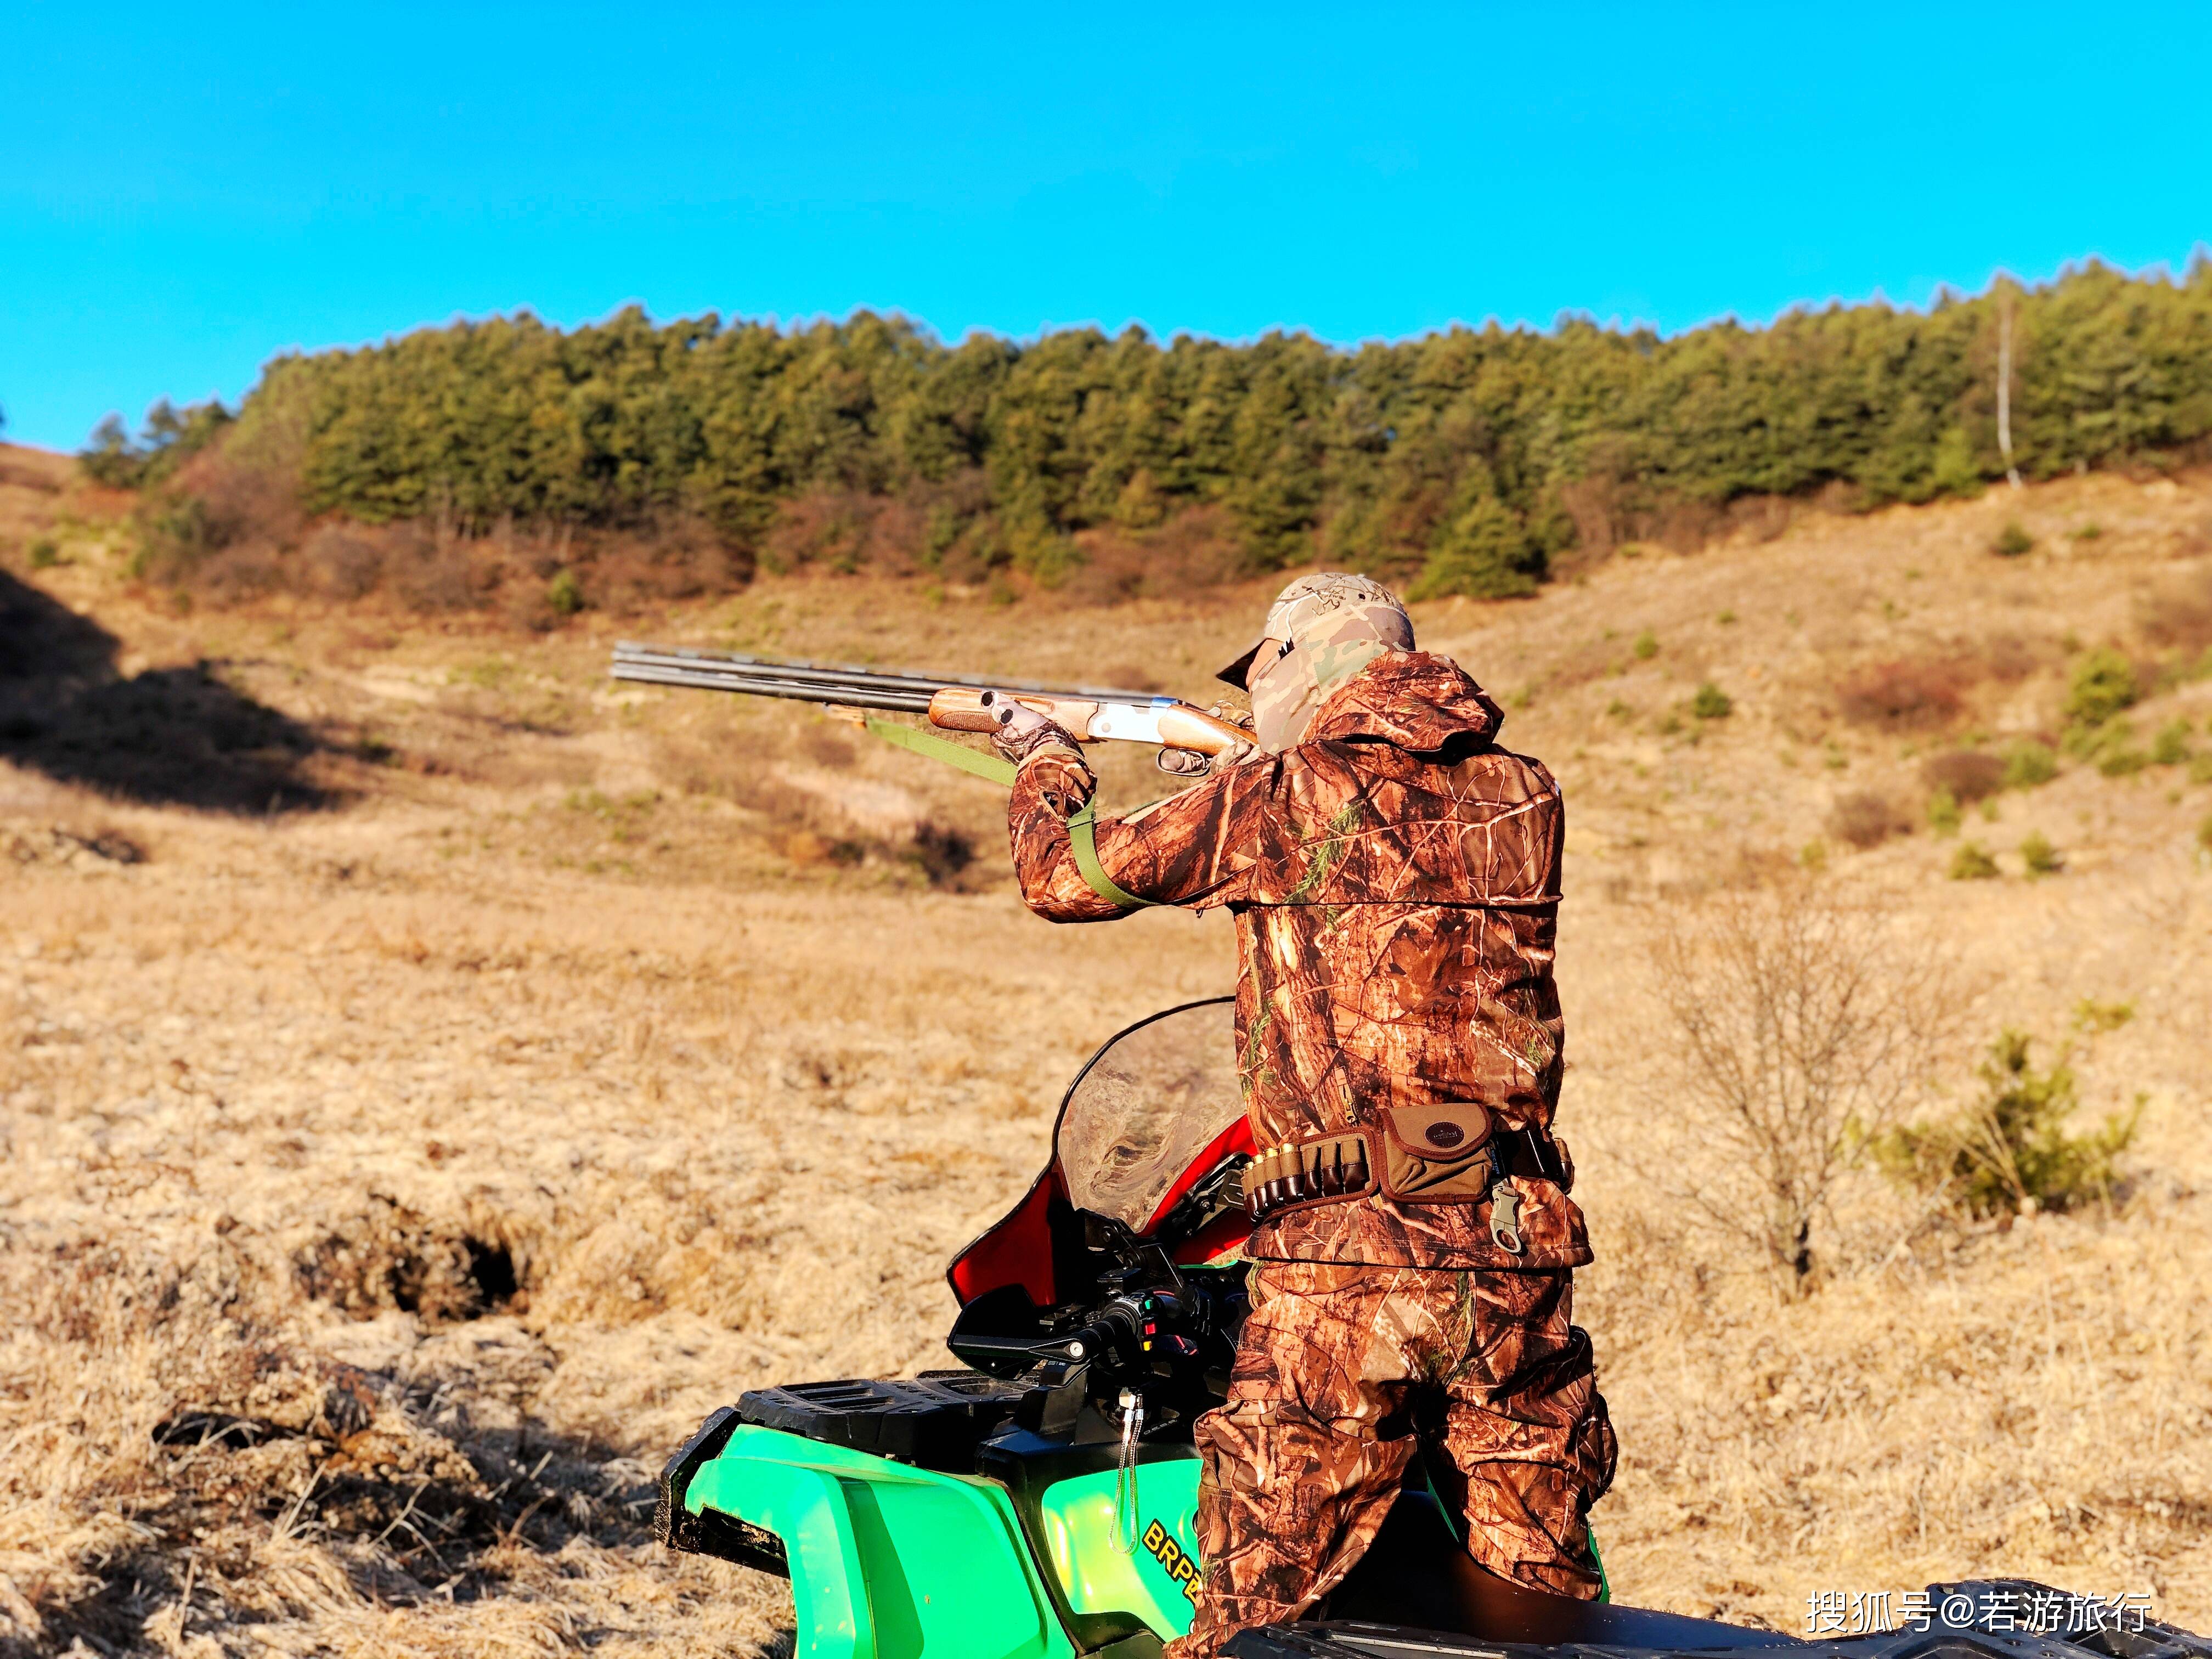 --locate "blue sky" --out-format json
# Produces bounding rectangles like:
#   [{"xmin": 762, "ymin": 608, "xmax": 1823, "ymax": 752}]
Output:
[{"xmin": 4, "ymin": 2, "xmax": 2208, "ymax": 451}]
